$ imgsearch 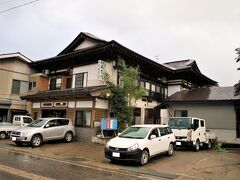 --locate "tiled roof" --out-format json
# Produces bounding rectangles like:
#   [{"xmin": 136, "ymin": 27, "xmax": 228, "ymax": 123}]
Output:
[
  {"xmin": 165, "ymin": 86, "xmax": 240, "ymax": 102},
  {"xmin": 21, "ymin": 85, "xmax": 107, "ymax": 101},
  {"xmin": 163, "ymin": 59, "xmax": 200, "ymax": 72},
  {"xmin": 0, "ymin": 52, "xmax": 32, "ymax": 63}
]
